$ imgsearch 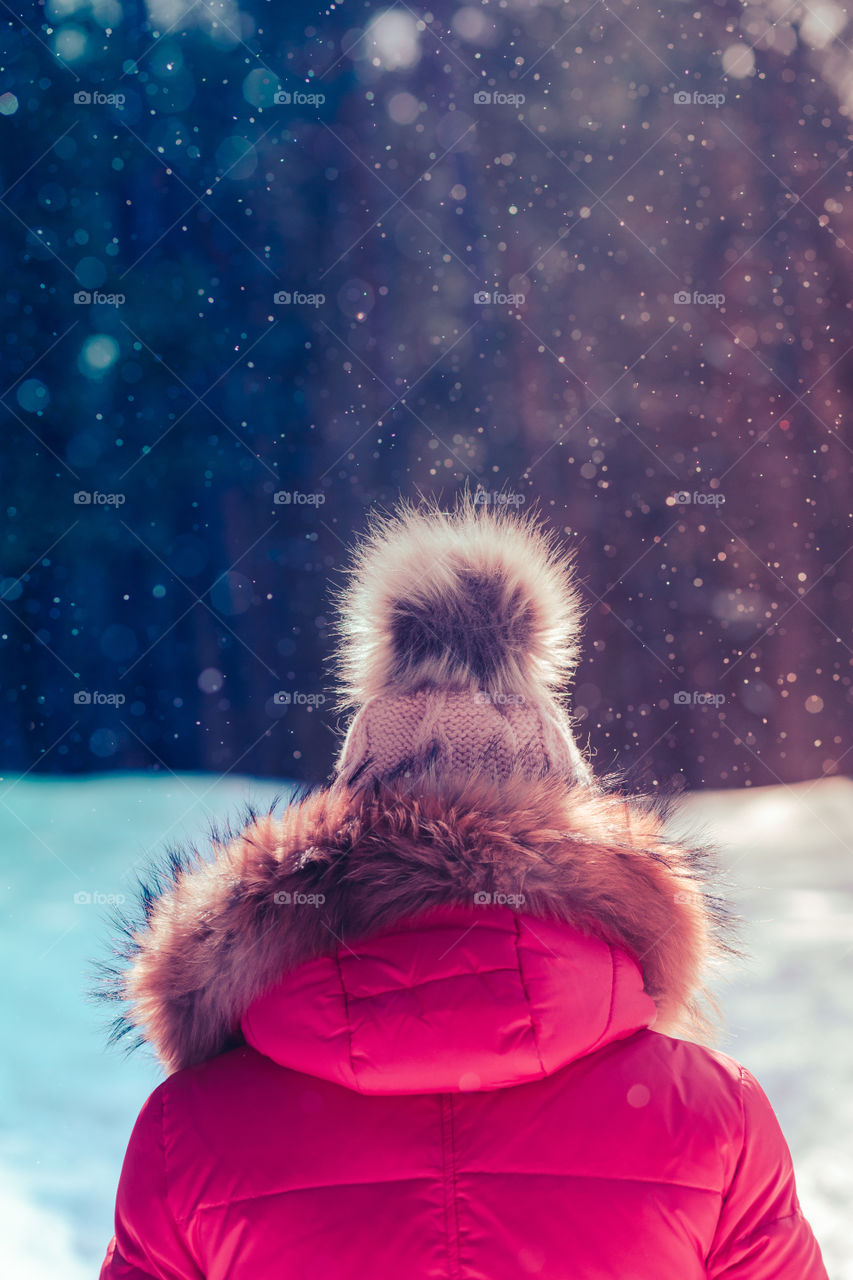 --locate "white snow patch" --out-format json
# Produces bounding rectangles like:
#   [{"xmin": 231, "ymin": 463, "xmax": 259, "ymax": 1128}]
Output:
[
  {"xmin": 674, "ymin": 776, "xmax": 853, "ymax": 1279},
  {"xmin": 0, "ymin": 1165, "xmax": 90, "ymax": 1280}
]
